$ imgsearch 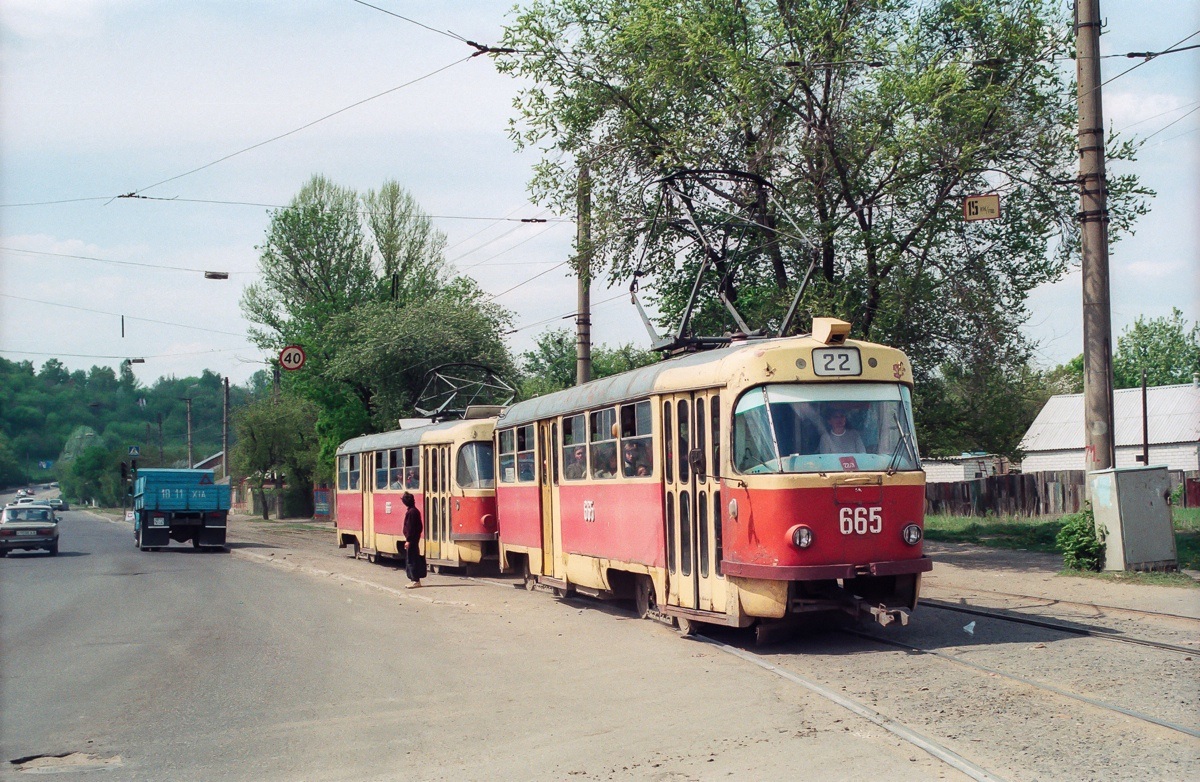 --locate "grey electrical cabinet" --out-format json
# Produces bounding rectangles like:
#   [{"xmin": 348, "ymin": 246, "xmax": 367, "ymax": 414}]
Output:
[{"xmin": 1087, "ymin": 466, "xmax": 1177, "ymax": 572}]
